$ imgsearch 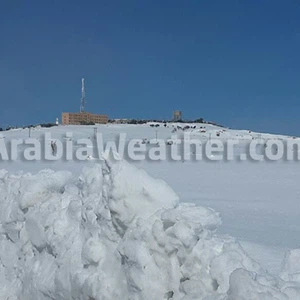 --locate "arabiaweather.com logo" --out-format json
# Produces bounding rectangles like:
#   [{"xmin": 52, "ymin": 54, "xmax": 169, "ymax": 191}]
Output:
[{"xmin": 0, "ymin": 132, "xmax": 300, "ymax": 162}]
